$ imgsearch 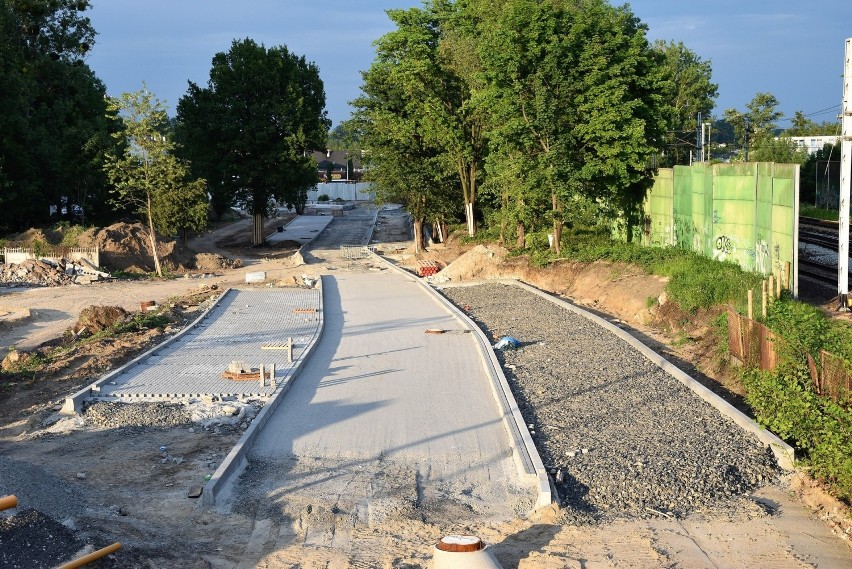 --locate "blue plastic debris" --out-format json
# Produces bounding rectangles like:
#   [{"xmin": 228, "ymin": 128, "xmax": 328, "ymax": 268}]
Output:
[{"xmin": 493, "ymin": 336, "xmax": 521, "ymax": 350}]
